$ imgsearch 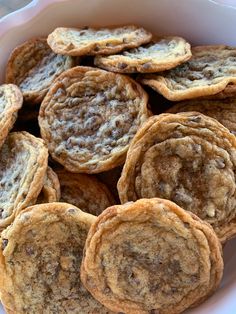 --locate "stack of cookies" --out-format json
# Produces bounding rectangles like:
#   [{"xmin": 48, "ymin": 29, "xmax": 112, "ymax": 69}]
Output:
[{"xmin": 0, "ymin": 24, "xmax": 235, "ymax": 313}]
